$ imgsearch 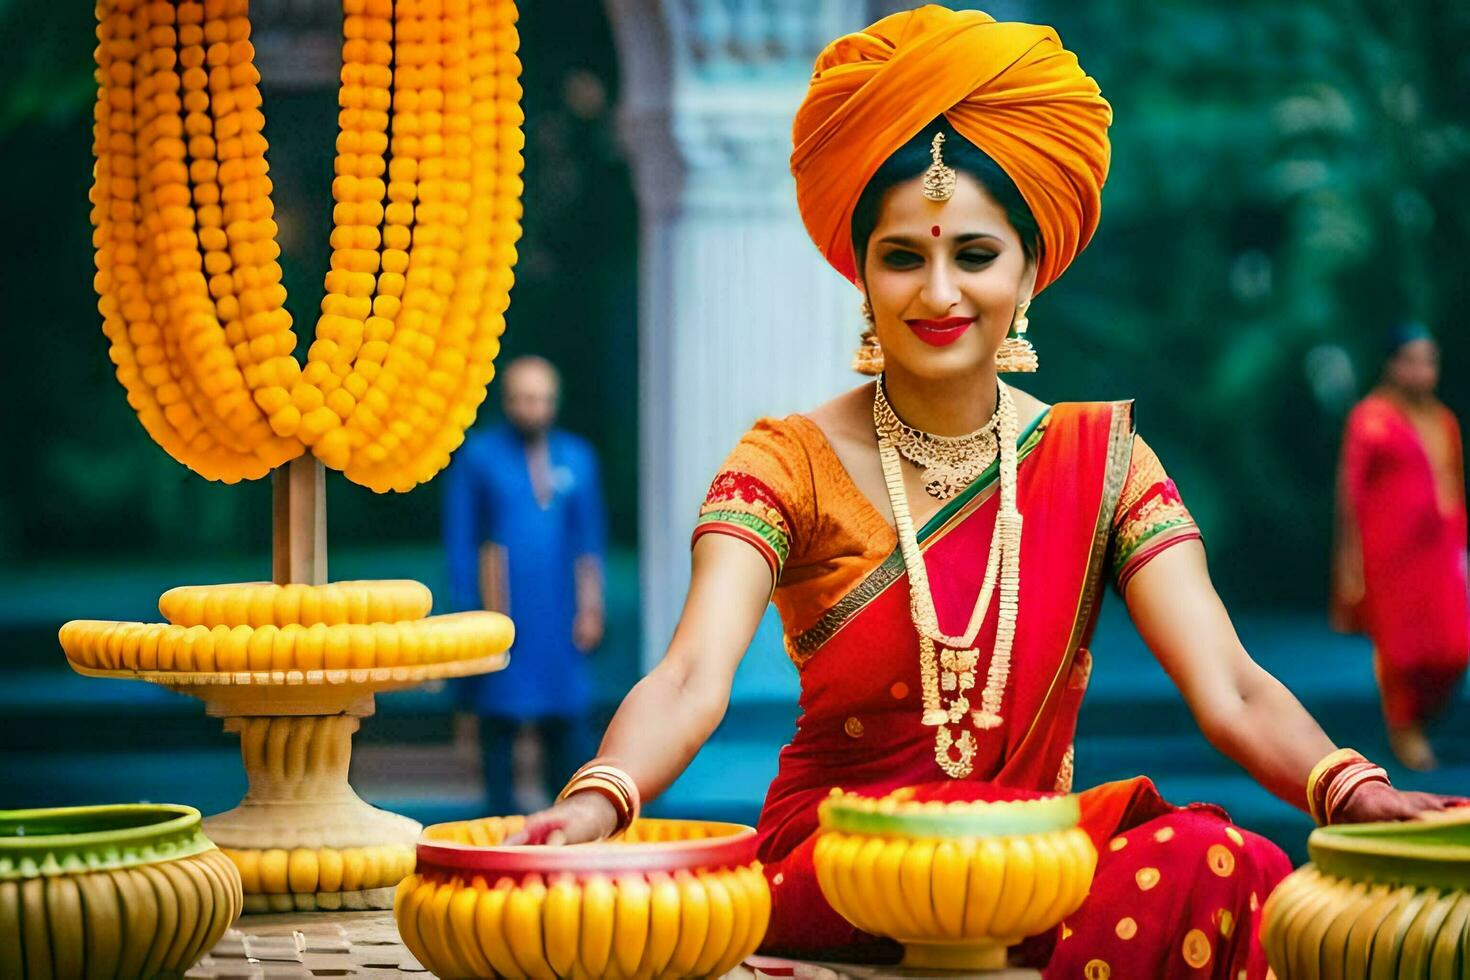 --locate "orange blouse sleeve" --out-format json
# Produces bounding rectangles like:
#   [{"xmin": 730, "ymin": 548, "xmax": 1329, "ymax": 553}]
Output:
[
  {"xmin": 1110, "ymin": 434, "xmax": 1203, "ymax": 594},
  {"xmin": 691, "ymin": 418, "xmax": 816, "ymax": 584}
]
